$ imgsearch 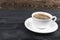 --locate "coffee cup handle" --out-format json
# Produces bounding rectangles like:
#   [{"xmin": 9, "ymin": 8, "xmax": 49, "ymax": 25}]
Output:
[{"xmin": 52, "ymin": 16, "xmax": 57, "ymax": 21}]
